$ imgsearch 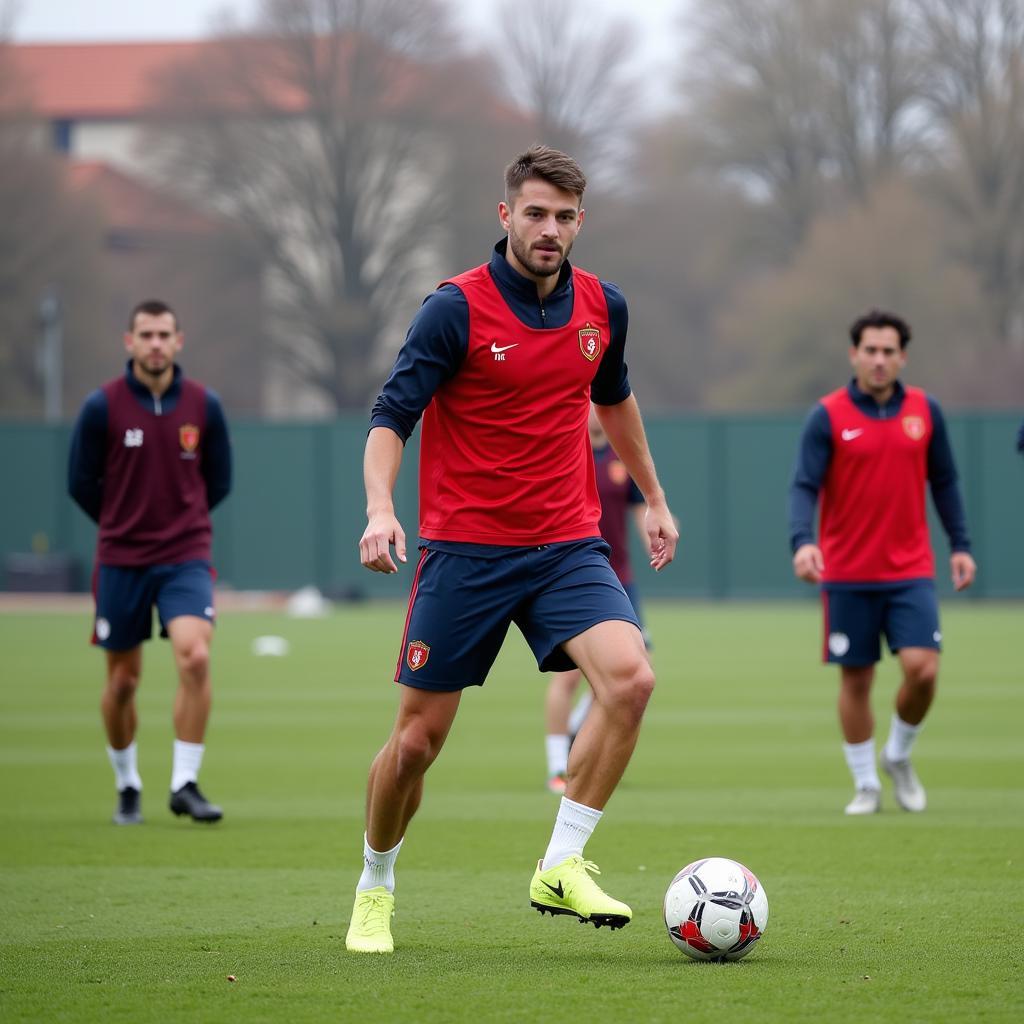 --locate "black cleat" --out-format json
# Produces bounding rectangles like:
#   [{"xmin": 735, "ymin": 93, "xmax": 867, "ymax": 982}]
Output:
[
  {"xmin": 169, "ymin": 781, "xmax": 223, "ymax": 823},
  {"xmin": 113, "ymin": 786, "xmax": 143, "ymax": 825}
]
